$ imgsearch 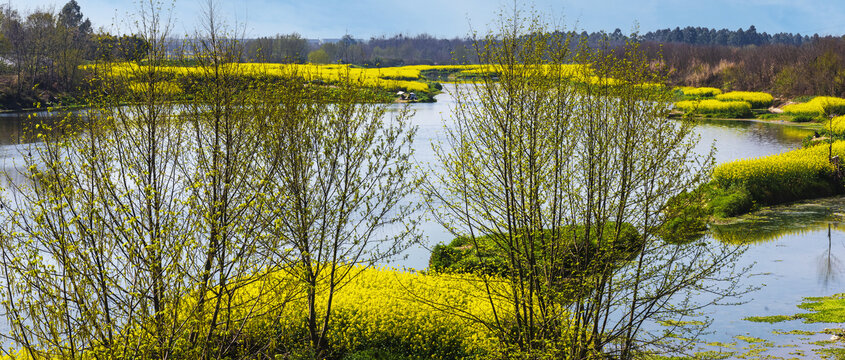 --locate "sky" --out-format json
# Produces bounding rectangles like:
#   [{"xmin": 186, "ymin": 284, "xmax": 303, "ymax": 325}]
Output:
[{"xmin": 12, "ymin": 0, "xmax": 845, "ymax": 39}]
